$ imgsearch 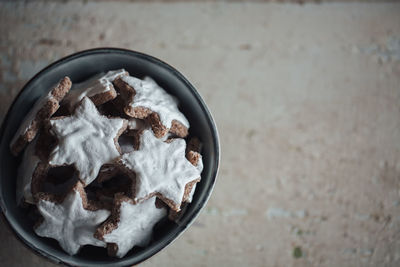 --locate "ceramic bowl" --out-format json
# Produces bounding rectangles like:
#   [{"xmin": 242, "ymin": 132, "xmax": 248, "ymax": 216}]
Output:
[{"xmin": 0, "ymin": 48, "xmax": 220, "ymax": 266}]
